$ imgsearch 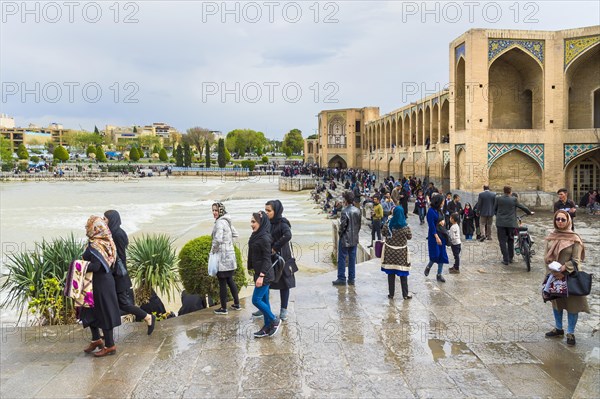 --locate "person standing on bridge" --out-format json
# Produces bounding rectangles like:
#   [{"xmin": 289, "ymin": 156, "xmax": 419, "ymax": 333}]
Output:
[{"xmin": 381, "ymin": 205, "xmax": 413, "ymax": 300}]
